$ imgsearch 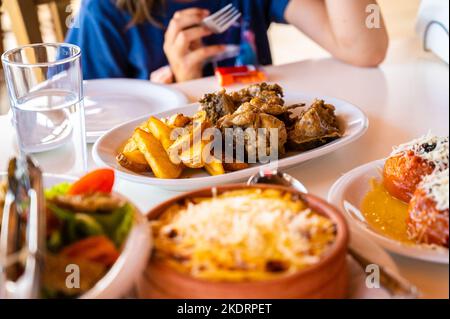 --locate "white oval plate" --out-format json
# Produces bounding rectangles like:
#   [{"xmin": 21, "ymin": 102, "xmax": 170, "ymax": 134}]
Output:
[
  {"xmin": 93, "ymin": 92, "xmax": 369, "ymax": 191},
  {"xmin": 327, "ymin": 159, "xmax": 449, "ymax": 264},
  {"xmin": 0, "ymin": 172, "xmax": 152, "ymax": 299},
  {"xmin": 84, "ymin": 79, "xmax": 188, "ymax": 143}
]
